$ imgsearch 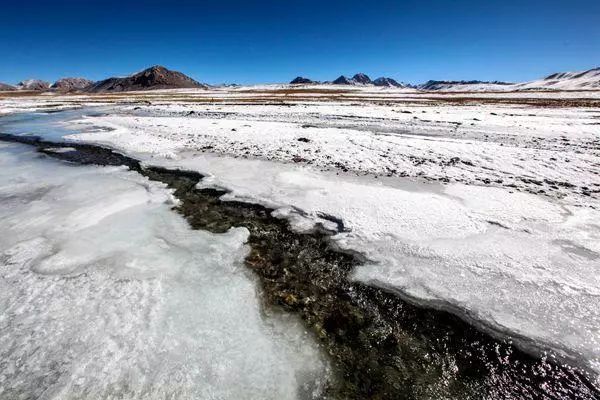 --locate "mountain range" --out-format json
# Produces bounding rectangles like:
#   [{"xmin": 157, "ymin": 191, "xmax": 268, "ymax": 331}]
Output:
[
  {"xmin": 16, "ymin": 79, "xmax": 50, "ymax": 91},
  {"xmin": 0, "ymin": 66, "xmax": 206, "ymax": 93},
  {"xmin": 85, "ymin": 65, "xmax": 206, "ymax": 93},
  {"xmin": 1, "ymin": 66, "xmax": 599, "ymax": 93},
  {"xmin": 419, "ymin": 80, "xmax": 513, "ymax": 91},
  {"xmin": 0, "ymin": 83, "xmax": 16, "ymax": 91},
  {"xmin": 414, "ymin": 68, "xmax": 600, "ymax": 91},
  {"xmin": 513, "ymin": 67, "xmax": 600, "ymax": 91},
  {"xmin": 52, "ymin": 78, "xmax": 94, "ymax": 91},
  {"xmin": 289, "ymin": 67, "xmax": 600, "ymax": 91},
  {"xmin": 292, "ymin": 73, "xmax": 406, "ymax": 87}
]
